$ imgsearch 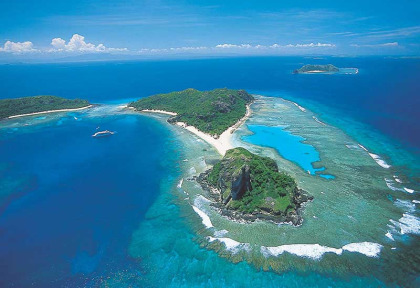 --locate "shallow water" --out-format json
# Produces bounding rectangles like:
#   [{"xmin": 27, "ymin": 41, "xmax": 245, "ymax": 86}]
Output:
[
  {"xmin": 151, "ymin": 96, "xmax": 420, "ymax": 287},
  {"xmin": 243, "ymin": 124, "xmax": 327, "ymax": 176}
]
